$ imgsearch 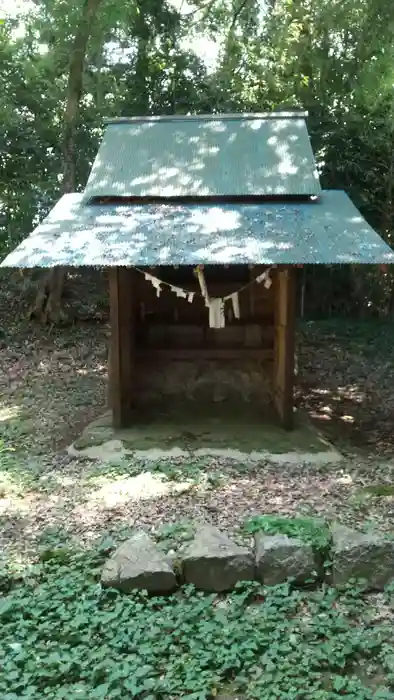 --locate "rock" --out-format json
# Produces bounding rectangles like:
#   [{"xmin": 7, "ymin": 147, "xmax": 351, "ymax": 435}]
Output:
[
  {"xmin": 101, "ymin": 531, "xmax": 177, "ymax": 594},
  {"xmin": 331, "ymin": 523, "xmax": 394, "ymax": 590},
  {"xmin": 181, "ymin": 524, "xmax": 254, "ymax": 592},
  {"xmin": 255, "ymin": 533, "xmax": 317, "ymax": 585}
]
